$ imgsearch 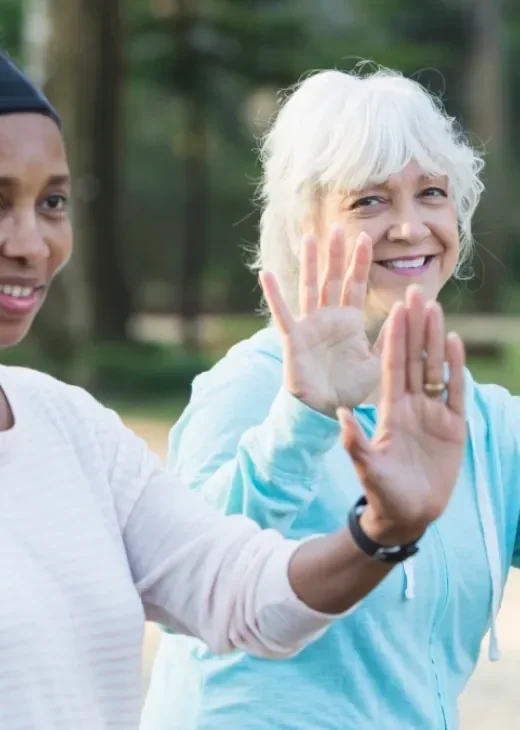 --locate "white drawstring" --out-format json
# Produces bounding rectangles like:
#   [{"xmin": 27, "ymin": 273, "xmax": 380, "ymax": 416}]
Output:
[
  {"xmin": 403, "ymin": 558, "xmax": 416, "ymax": 600},
  {"xmin": 365, "ymin": 367, "xmax": 501, "ymax": 660},
  {"xmin": 400, "ymin": 377, "xmax": 501, "ymax": 663},
  {"xmin": 468, "ymin": 421, "xmax": 502, "ymax": 661}
]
